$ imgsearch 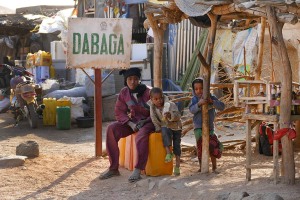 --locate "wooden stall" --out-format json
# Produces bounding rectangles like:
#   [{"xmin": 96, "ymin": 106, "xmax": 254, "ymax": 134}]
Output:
[{"xmin": 144, "ymin": 0, "xmax": 299, "ymax": 184}]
